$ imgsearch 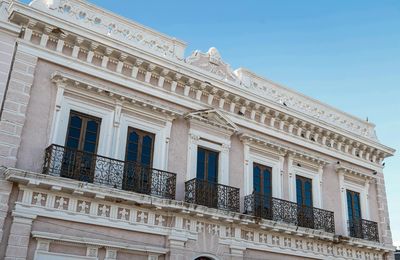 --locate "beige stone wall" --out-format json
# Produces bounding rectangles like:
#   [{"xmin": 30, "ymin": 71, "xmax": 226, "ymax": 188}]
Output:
[
  {"xmin": 229, "ymin": 135, "xmax": 245, "ymax": 211},
  {"xmin": 16, "ymin": 59, "xmax": 57, "ymax": 172},
  {"xmin": 322, "ymin": 163, "xmax": 344, "ymax": 234},
  {"xmin": 168, "ymin": 117, "xmax": 189, "ymax": 201},
  {"xmin": 0, "ymin": 30, "xmax": 17, "ymax": 111},
  {"xmin": 0, "ymin": 49, "xmax": 37, "ymax": 168}
]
